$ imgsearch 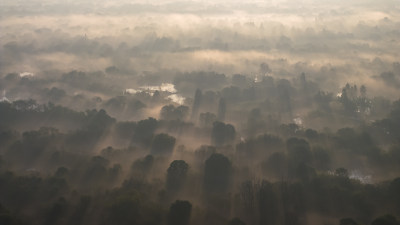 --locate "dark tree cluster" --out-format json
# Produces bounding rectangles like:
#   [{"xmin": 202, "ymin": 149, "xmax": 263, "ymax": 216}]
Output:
[{"xmin": 1, "ymin": 70, "xmax": 400, "ymax": 225}]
